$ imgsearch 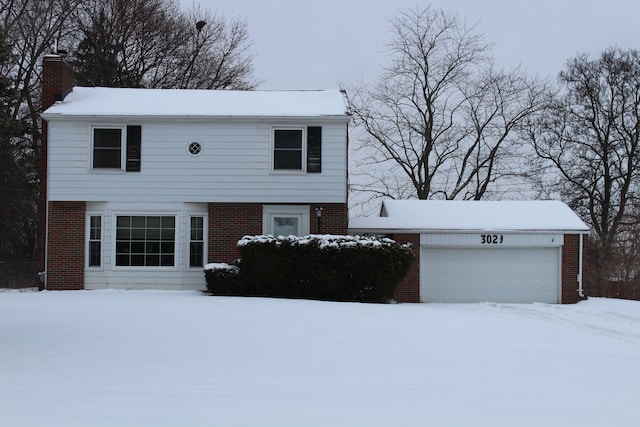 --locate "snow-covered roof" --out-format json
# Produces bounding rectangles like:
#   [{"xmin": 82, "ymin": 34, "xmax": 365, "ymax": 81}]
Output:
[
  {"xmin": 349, "ymin": 200, "xmax": 590, "ymax": 233},
  {"xmin": 41, "ymin": 87, "xmax": 350, "ymax": 120}
]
